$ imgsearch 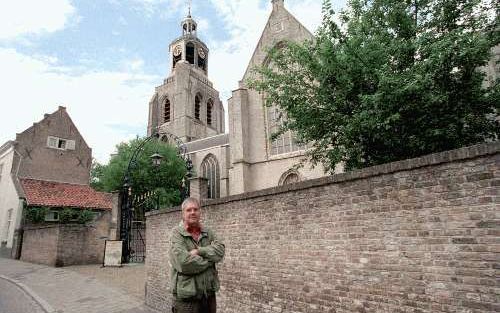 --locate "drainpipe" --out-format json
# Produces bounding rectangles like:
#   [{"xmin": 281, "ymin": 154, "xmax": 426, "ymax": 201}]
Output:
[{"xmin": 11, "ymin": 148, "xmax": 24, "ymax": 259}]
